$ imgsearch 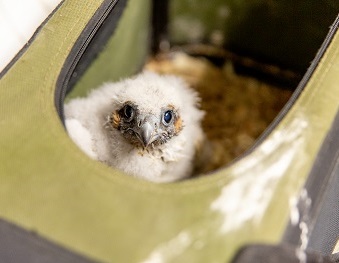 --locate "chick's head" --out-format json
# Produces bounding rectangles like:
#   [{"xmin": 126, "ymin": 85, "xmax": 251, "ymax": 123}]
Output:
[{"xmin": 106, "ymin": 71, "xmax": 202, "ymax": 150}]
